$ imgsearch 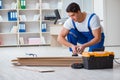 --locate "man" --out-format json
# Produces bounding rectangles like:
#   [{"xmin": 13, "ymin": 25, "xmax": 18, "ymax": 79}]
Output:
[{"xmin": 57, "ymin": 2, "xmax": 105, "ymax": 56}]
